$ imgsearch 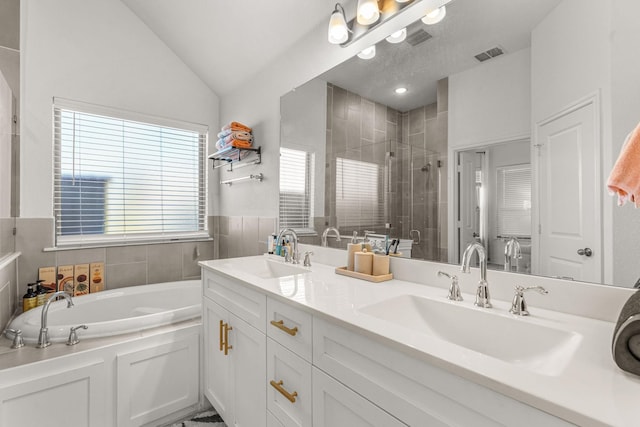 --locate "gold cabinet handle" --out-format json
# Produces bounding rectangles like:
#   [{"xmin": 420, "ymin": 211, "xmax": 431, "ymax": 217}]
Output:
[
  {"xmin": 270, "ymin": 380, "xmax": 298, "ymax": 403},
  {"xmin": 219, "ymin": 320, "xmax": 224, "ymax": 352},
  {"xmin": 270, "ymin": 320, "xmax": 299, "ymax": 336},
  {"xmin": 224, "ymin": 323, "xmax": 233, "ymax": 355}
]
